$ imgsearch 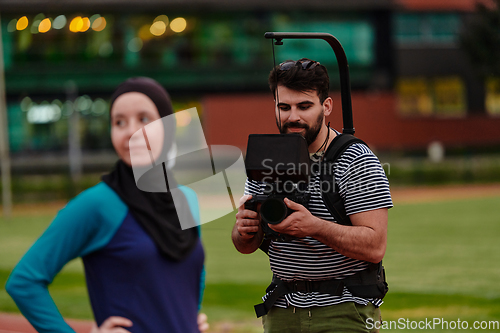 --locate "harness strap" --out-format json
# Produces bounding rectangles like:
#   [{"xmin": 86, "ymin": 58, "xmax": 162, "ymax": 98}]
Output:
[
  {"xmin": 254, "ymin": 262, "xmax": 388, "ymax": 318},
  {"xmin": 320, "ymin": 133, "xmax": 366, "ymax": 226}
]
